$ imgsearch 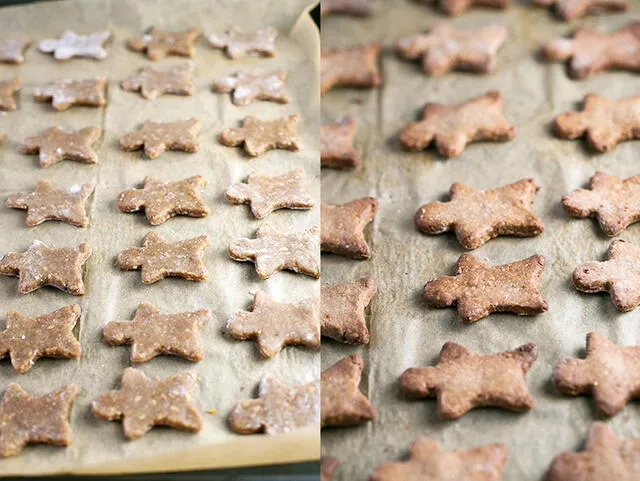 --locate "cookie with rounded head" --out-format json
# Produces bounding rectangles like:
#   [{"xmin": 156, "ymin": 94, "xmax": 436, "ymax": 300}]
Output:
[
  {"xmin": 321, "ymin": 117, "xmax": 361, "ymax": 169},
  {"xmin": 38, "ymin": 30, "xmax": 110, "ymax": 60},
  {"xmin": 207, "ymin": 27, "xmax": 277, "ymax": 59},
  {"xmin": 219, "ymin": 115, "xmax": 302, "ymax": 157},
  {"xmin": 418, "ymin": 0, "xmax": 509, "ymax": 16},
  {"xmin": 321, "ymin": 44, "xmax": 381, "ymax": 95},
  {"xmin": 321, "ymin": 197, "xmax": 378, "ymax": 259},
  {"xmin": 128, "ymin": 27, "xmax": 201, "ymax": 60},
  {"xmin": 534, "ymin": 0, "xmax": 627, "ymax": 20},
  {"xmin": 321, "ymin": 277, "xmax": 376, "ymax": 344}
]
